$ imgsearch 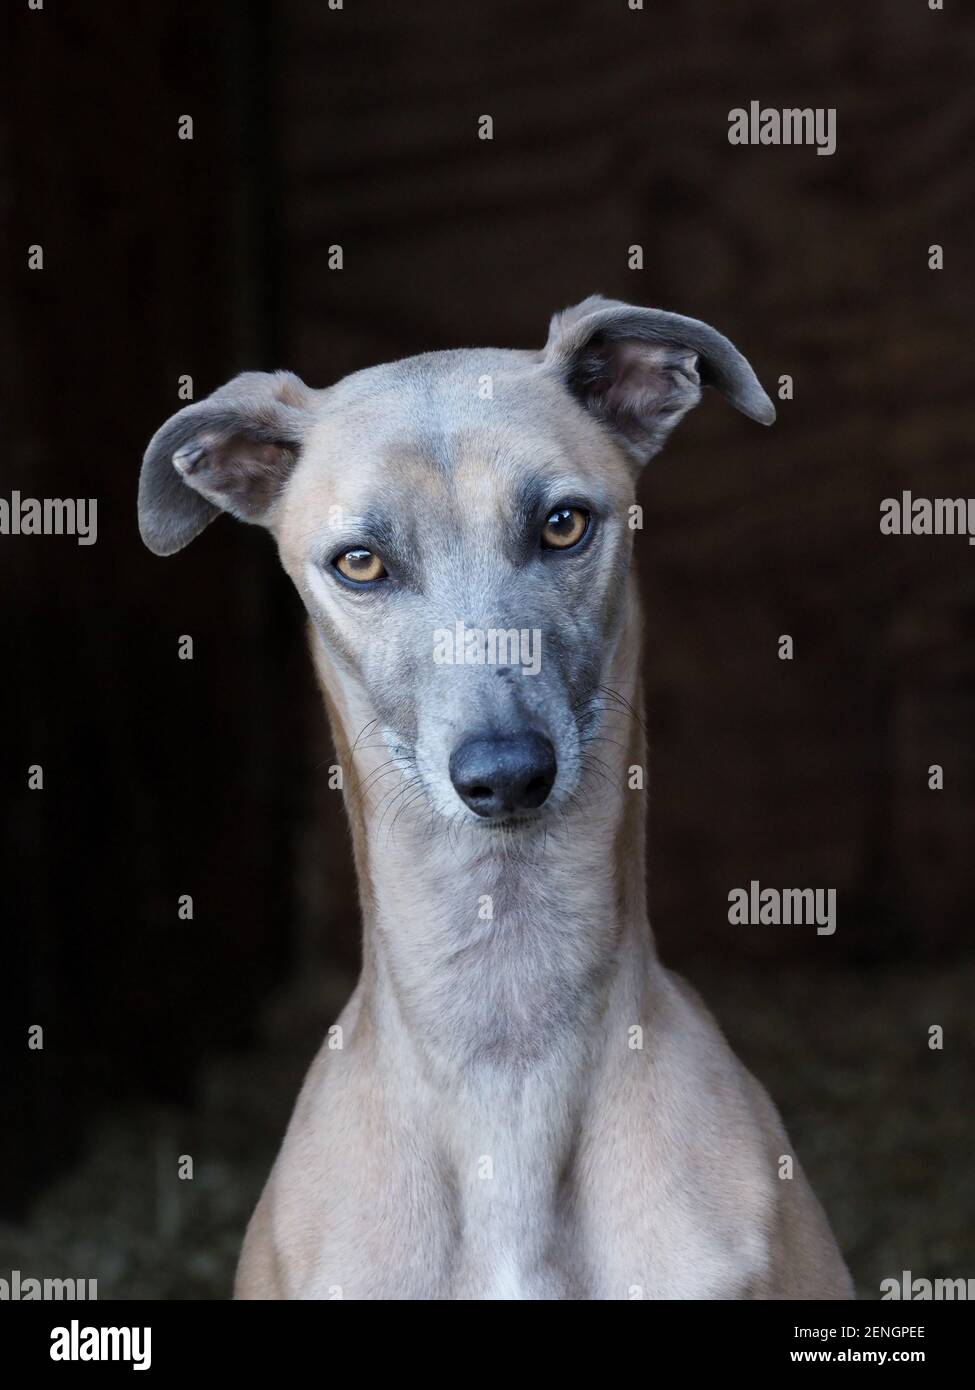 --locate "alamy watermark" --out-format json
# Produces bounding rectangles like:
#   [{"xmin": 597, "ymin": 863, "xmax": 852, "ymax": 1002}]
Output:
[
  {"xmin": 728, "ymin": 102, "xmax": 836, "ymax": 156},
  {"xmin": 433, "ymin": 621, "xmax": 542, "ymax": 676},
  {"xmin": 0, "ymin": 491, "xmax": 97, "ymax": 545},
  {"xmin": 880, "ymin": 492, "xmax": 975, "ymax": 547},
  {"xmin": 728, "ymin": 880, "xmax": 836, "ymax": 936},
  {"xmin": 50, "ymin": 1320, "xmax": 151, "ymax": 1371},
  {"xmin": 882, "ymin": 1270, "xmax": 975, "ymax": 1300},
  {"xmin": 1, "ymin": 1268, "xmax": 97, "ymax": 1300}
]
